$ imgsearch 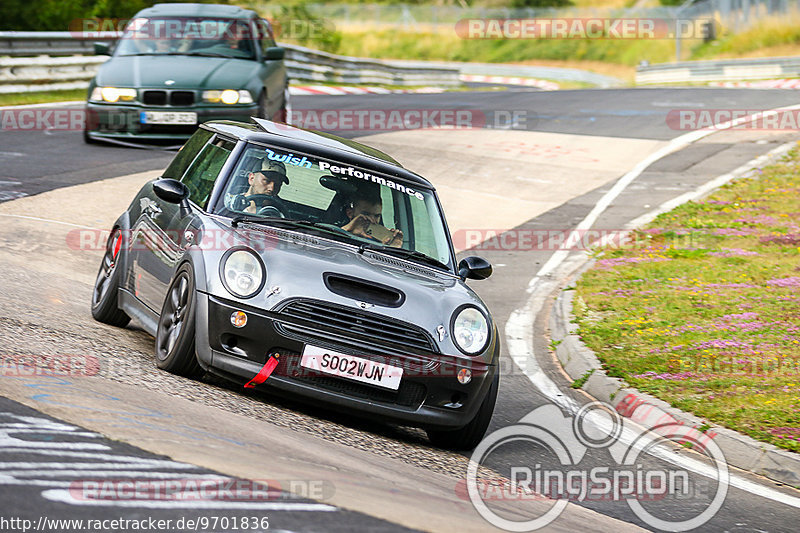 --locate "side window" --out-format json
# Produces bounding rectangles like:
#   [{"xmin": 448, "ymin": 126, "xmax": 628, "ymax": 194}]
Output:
[
  {"xmin": 409, "ymin": 197, "xmax": 441, "ymax": 261},
  {"xmin": 180, "ymin": 138, "xmax": 236, "ymax": 209},
  {"xmin": 380, "ymin": 187, "xmax": 395, "ymax": 228},
  {"xmin": 162, "ymin": 128, "xmax": 213, "ymax": 180},
  {"xmin": 257, "ymin": 19, "xmax": 276, "ymax": 56}
]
